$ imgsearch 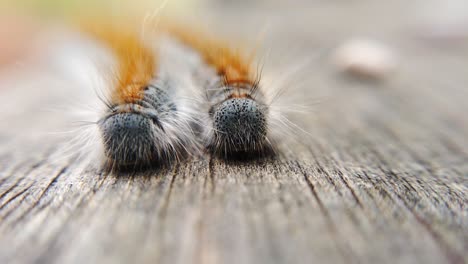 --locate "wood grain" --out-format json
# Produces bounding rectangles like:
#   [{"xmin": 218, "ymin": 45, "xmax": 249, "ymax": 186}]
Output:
[{"xmin": 0, "ymin": 1, "xmax": 467, "ymax": 263}]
